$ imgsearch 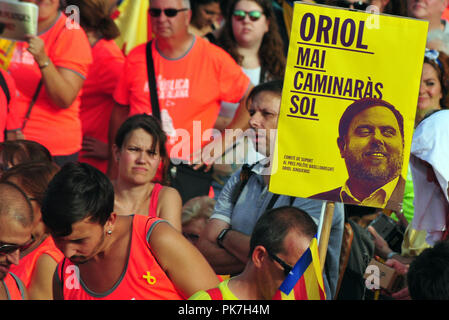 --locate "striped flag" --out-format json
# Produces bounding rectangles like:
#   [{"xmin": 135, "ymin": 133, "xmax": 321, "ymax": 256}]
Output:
[
  {"xmin": 113, "ymin": 0, "xmax": 151, "ymax": 55},
  {"xmin": 272, "ymin": 235, "xmax": 326, "ymax": 300},
  {"xmin": 281, "ymin": 0, "xmax": 294, "ymax": 39}
]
